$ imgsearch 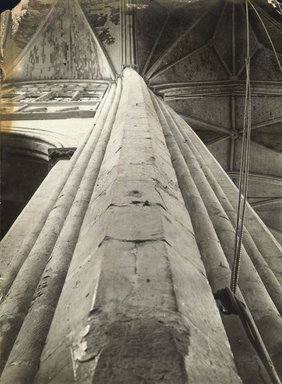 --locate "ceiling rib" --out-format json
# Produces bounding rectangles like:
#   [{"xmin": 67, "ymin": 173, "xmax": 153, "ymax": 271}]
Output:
[
  {"xmin": 228, "ymin": 171, "xmax": 282, "ymax": 186},
  {"xmin": 206, "ymin": 135, "xmax": 230, "ymax": 146},
  {"xmin": 142, "ymin": 13, "xmax": 169, "ymax": 77},
  {"xmin": 236, "ymin": 46, "xmax": 259, "ymax": 77},
  {"xmin": 5, "ymin": 0, "xmax": 60, "ymax": 77},
  {"xmin": 212, "ymin": 43, "xmax": 233, "ymax": 77},
  {"xmin": 251, "ymin": 197, "xmax": 282, "ymax": 209},
  {"xmin": 240, "ymin": 117, "xmax": 282, "ymax": 133},
  {"xmin": 179, "ymin": 114, "xmax": 230, "ymax": 134},
  {"xmin": 75, "ymin": 0, "xmax": 116, "ymax": 78},
  {"xmin": 212, "ymin": 1, "xmax": 228, "ymax": 40},
  {"xmin": 149, "ymin": 43, "xmax": 208, "ymax": 82},
  {"xmin": 145, "ymin": 7, "xmax": 211, "ymax": 80}
]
